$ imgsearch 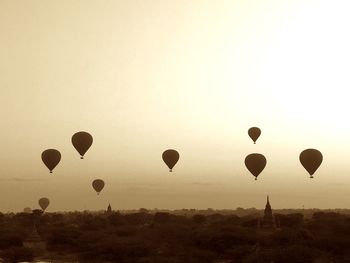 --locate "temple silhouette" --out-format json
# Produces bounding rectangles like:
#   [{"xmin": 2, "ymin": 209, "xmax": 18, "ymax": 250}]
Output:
[
  {"xmin": 257, "ymin": 195, "xmax": 281, "ymax": 230},
  {"xmin": 106, "ymin": 203, "xmax": 112, "ymax": 215},
  {"xmin": 23, "ymin": 225, "xmax": 46, "ymax": 251}
]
